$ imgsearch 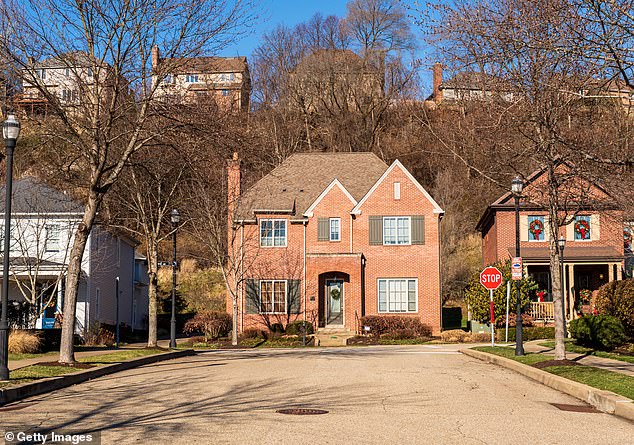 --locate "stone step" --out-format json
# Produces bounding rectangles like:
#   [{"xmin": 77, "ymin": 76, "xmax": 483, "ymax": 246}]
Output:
[{"xmin": 315, "ymin": 328, "xmax": 355, "ymax": 347}]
